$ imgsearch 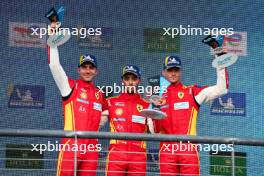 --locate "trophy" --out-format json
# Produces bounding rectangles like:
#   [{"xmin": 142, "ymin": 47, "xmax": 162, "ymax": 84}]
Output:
[
  {"xmin": 45, "ymin": 6, "xmax": 71, "ymax": 47},
  {"xmin": 148, "ymin": 76, "xmax": 169, "ymax": 112},
  {"xmin": 140, "ymin": 95, "xmax": 167, "ymax": 120},
  {"xmin": 140, "ymin": 76, "xmax": 169, "ymax": 120},
  {"xmin": 202, "ymin": 34, "xmax": 238, "ymax": 69}
]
